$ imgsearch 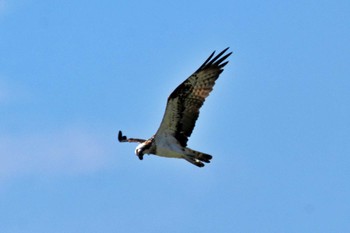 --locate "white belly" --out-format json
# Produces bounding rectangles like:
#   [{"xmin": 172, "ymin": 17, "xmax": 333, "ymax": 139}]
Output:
[
  {"xmin": 155, "ymin": 147, "xmax": 184, "ymax": 158},
  {"xmin": 154, "ymin": 134, "xmax": 185, "ymax": 158}
]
